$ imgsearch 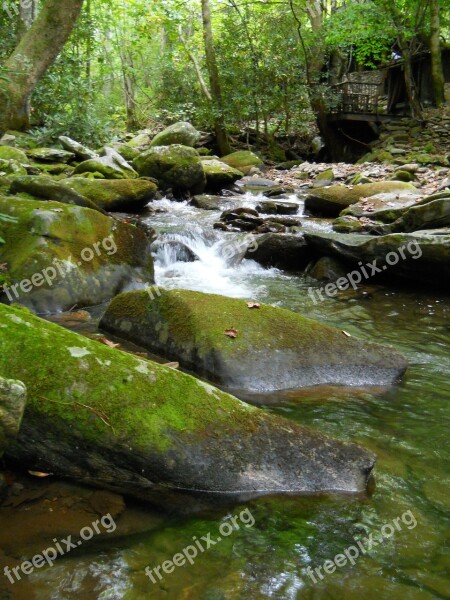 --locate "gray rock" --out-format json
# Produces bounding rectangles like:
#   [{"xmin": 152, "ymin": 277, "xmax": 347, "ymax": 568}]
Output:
[
  {"xmin": 26, "ymin": 148, "xmax": 75, "ymax": 163},
  {"xmin": 245, "ymin": 232, "xmax": 312, "ymax": 270},
  {"xmin": 59, "ymin": 136, "xmax": 97, "ymax": 161},
  {"xmin": 0, "ymin": 377, "xmax": 27, "ymax": 457}
]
